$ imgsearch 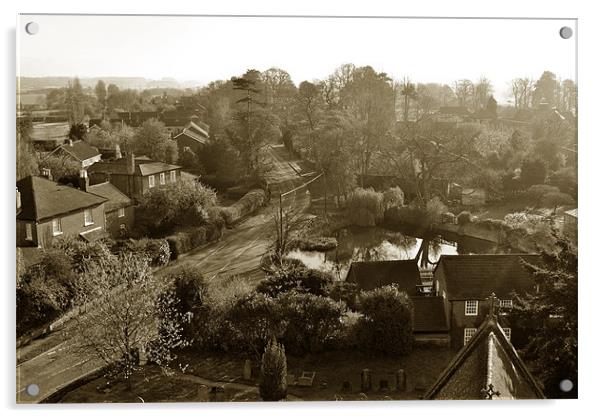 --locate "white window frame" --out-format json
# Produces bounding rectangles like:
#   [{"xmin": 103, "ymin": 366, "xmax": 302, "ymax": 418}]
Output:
[
  {"xmin": 159, "ymin": 172, "xmax": 166, "ymax": 185},
  {"xmin": 502, "ymin": 328, "xmax": 512, "ymax": 342},
  {"xmin": 118, "ymin": 207, "xmax": 126, "ymax": 218},
  {"xmin": 499, "ymin": 299, "xmax": 513, "ymax": 309},
  {"xmin": 52, "ymin": 218, "xmax": 62, "ymax": 236},
  {"xmin": 148, "ymin": 175, "xmax": 155, "ymax": 188},
  {"xmin": 465, "ymin": 300, "xmax": 479, "ymax": 316},
  {"xmin": 464, "ymin": 328, "xmax": 477, "ymax": 345},
  {"xmin": 25, "ymin": 223, "xmax": 33, "ymax": 241},
  {"xmin": 170, "ymin": 170, "xmax": 177, "ymax": 182},
  {"xmin": 84, "ymin": 209, "xmax": 94, "ymax": 226}
]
